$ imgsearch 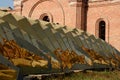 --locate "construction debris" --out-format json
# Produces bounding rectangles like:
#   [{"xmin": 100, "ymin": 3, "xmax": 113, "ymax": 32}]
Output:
[
  {"xmin": 0, "ymin": 10, "xmax": 120, "ymax": 80},
  {"xmin": 0, "ymin": 38, "xmax": 48, "ymax": 68},
  {"xmin": 0, "ymin": 64, "xmax": 16, "ymax": 80},
  {"xmin": 53, "ymin": 48, "xmax": 86, "ymax": 69}
]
